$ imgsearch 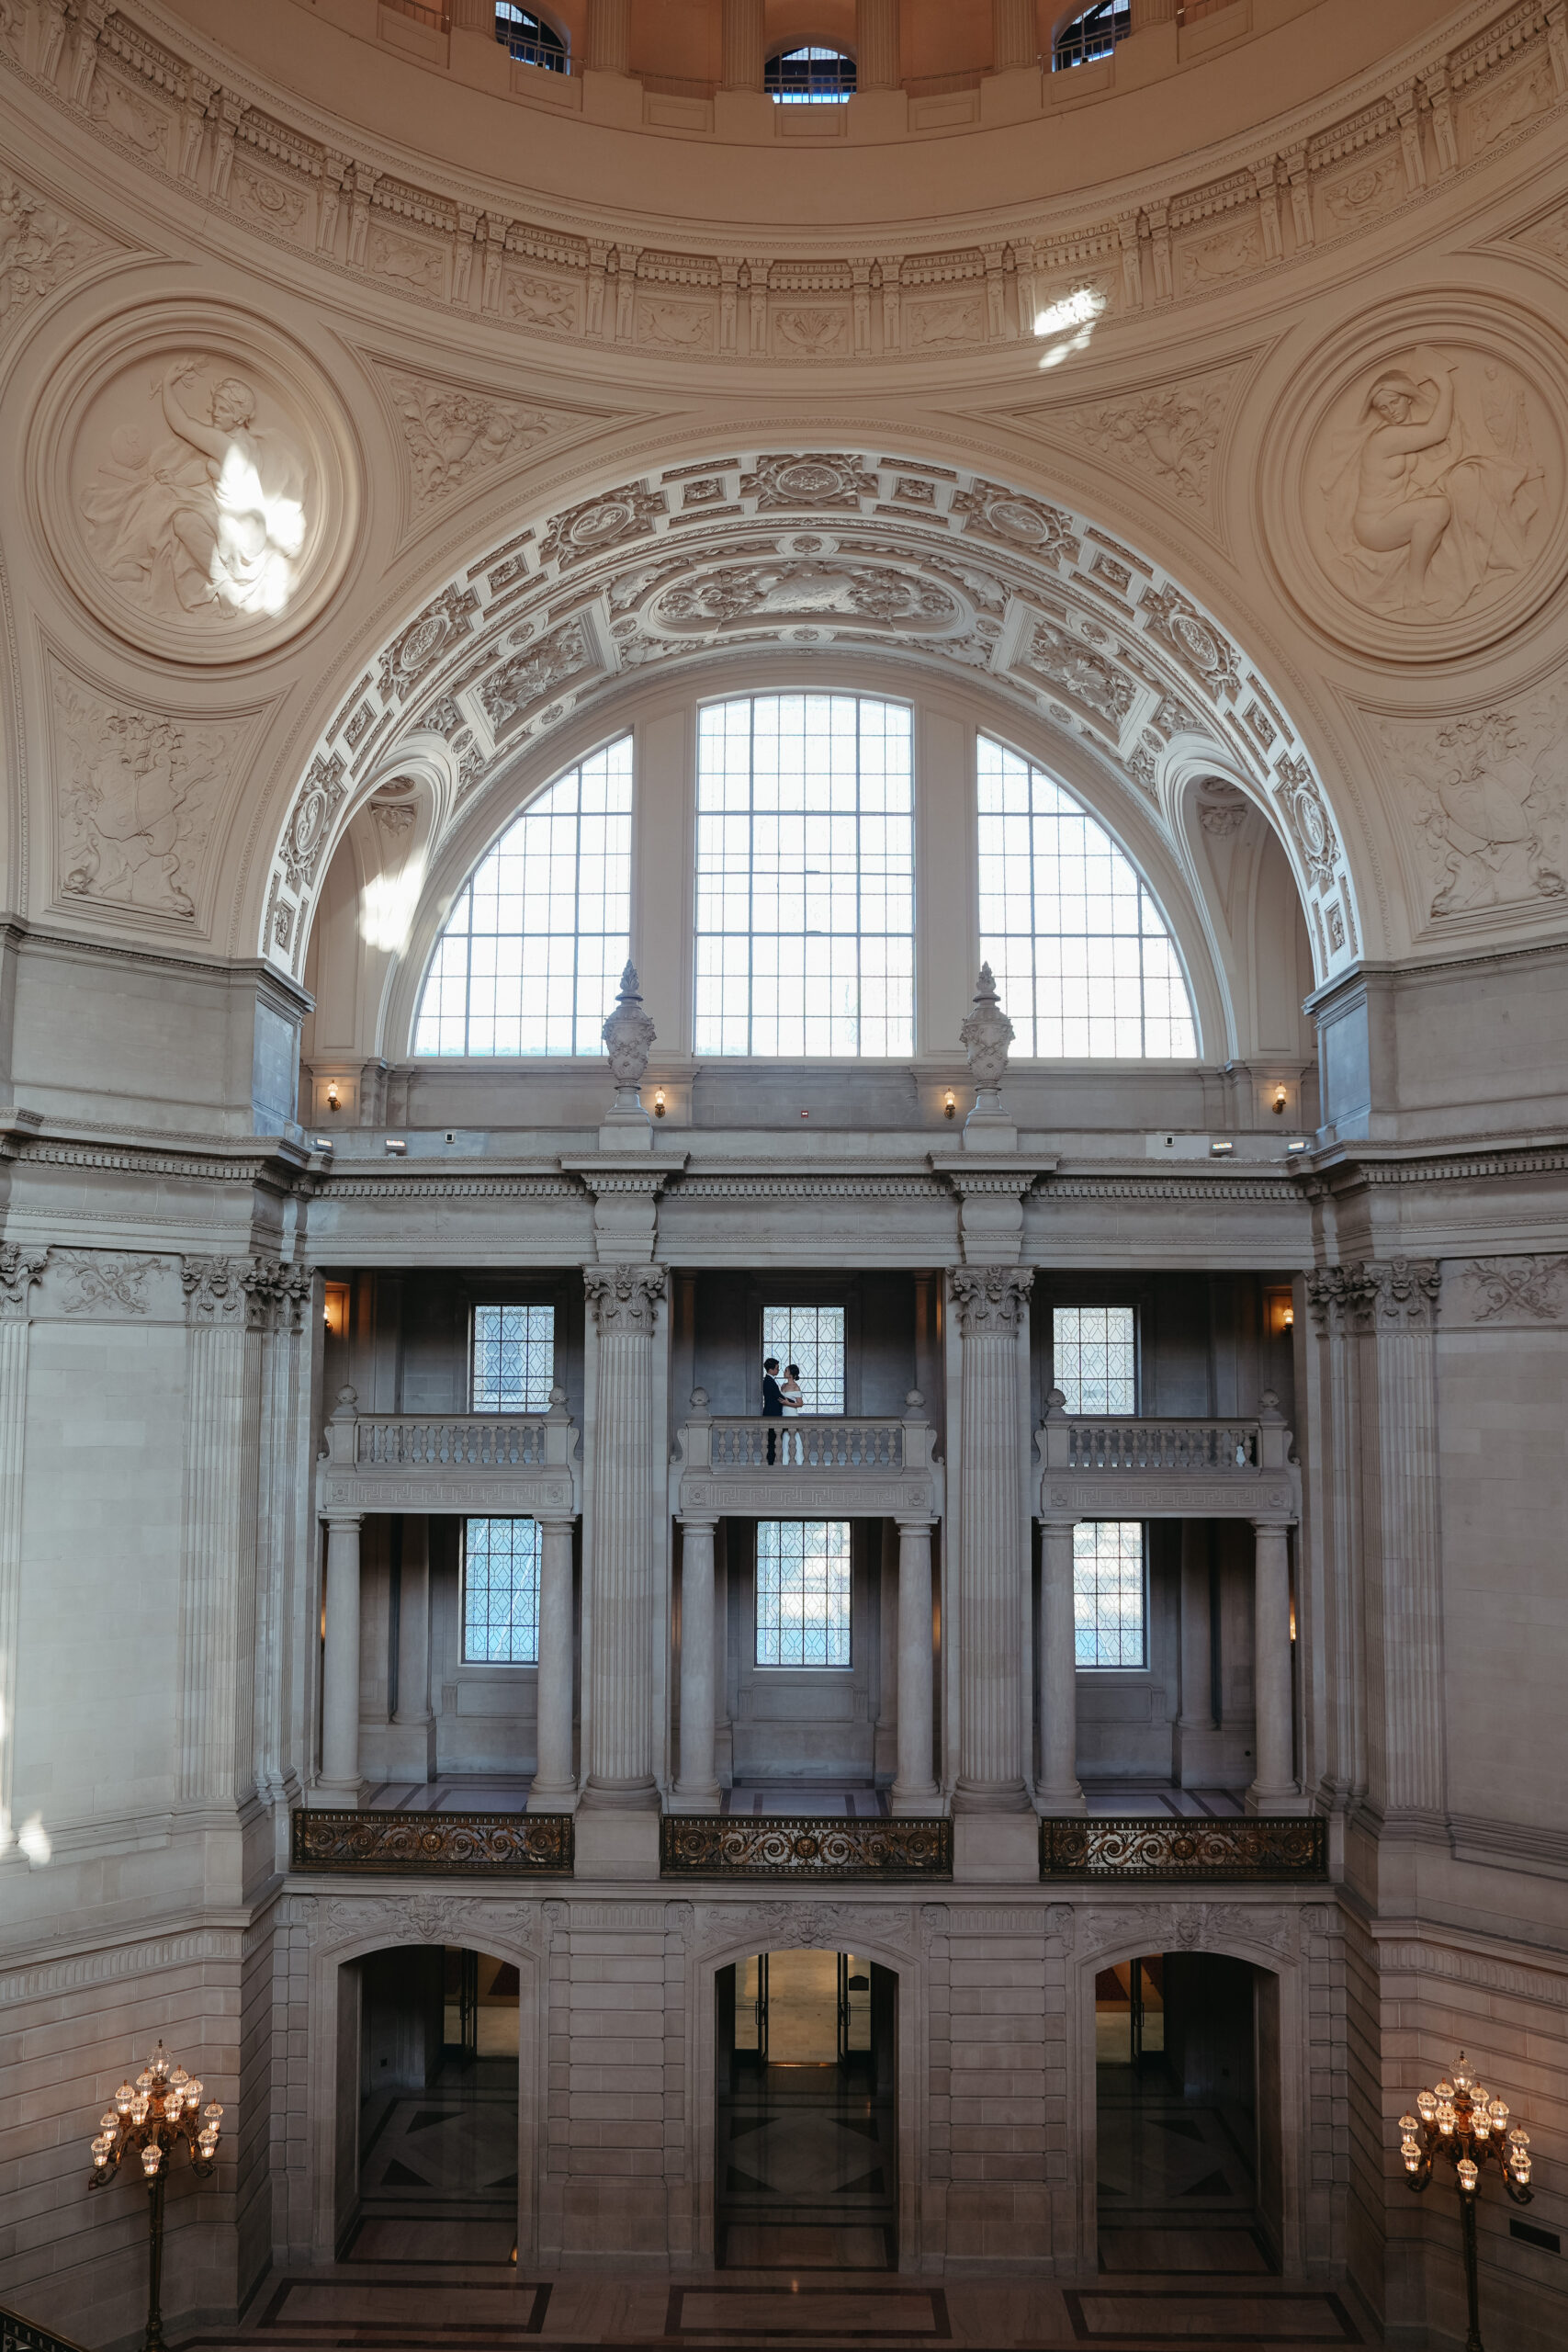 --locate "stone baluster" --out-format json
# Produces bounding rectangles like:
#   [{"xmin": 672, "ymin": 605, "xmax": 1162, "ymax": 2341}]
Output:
[
  {"xmin": 530, "ymin": 1509, "xmax": 580, "ymax": 1810},
  {"xmin": 585, "ymin": 0, "xmax": 631, "ymax": 73},
  {"xmin": 320, "ymin": 1510, "xmax": 365, "ymax": 1803},
  {"xmin": 178, "ymin": 1258, "xmax": 270, "ymax": 1815},
  {"xmin": 0, "ymin": 1249, "xmax": 45, "ymax": 1842},
  {"xmin": 581, "ymin": 1265, "xmax": 665, "ymax": 1808},
  {"xmin": 950, "ymin": 1266, "xmax": 1032, "ymax": 1812},
  {"xmin": 1248, "ymin": 1520, "xmax": 1297, "ymax": 1808},
  {"xmin": 856, "ymin": 0, "xmax": 901, "ymax": 87},
  {"xmin": 891, "ymin": 1514, "xmax": 938, "ymax": 1812},
  {"xmin": 991, "ymin": 0, "xmax": 1038, "ymax": 72},
  {"xmin": 722, "ymin": 0, "xmax": 766, "ymax": 87},
  {"xmin": 672, "ymin": 1514, "xmax": 722, "ymax": 1809}
]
